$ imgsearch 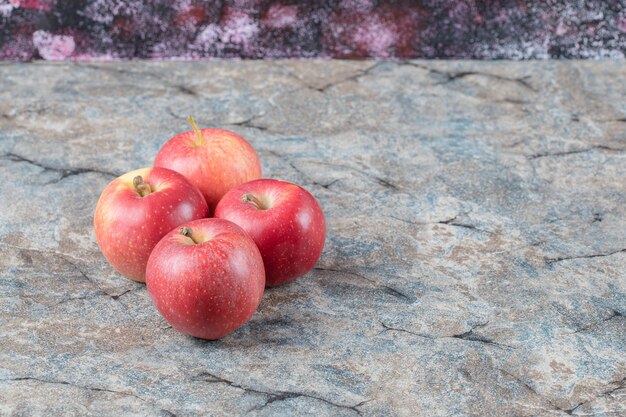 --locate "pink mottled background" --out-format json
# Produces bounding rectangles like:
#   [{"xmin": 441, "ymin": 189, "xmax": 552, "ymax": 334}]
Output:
[{"xmin": 0, "ymin": 1, "xmax": 625, "ymax": 60}]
